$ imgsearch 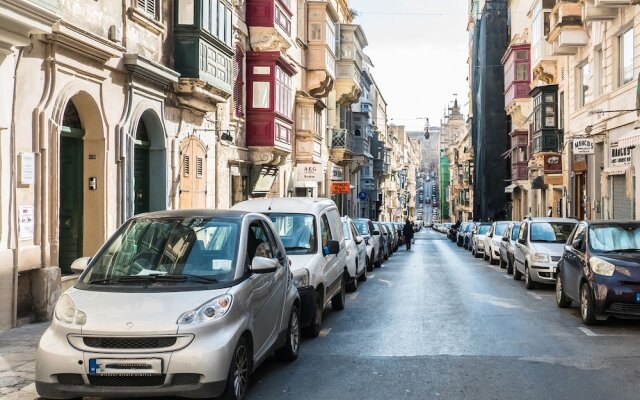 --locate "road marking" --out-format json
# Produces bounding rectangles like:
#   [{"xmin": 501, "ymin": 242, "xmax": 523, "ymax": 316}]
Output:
[
  {"xmin": 319, "ymin": 328, "xmax": 332, "ymax": 337},
  {"xmin": 349, "ymin": 292, "xmax": 359, "ymax": 300},
  {"xmin": 501, "ymin": 274, "xmax": 512, "ymax": 279},
  {"xmin": 526, "ymin": 292, "xmax": 543, "ymax": 300},
  {"xmin": 578, "ymin": 327, "xmax": 598, "ymax": 337},
  {"xmin": 368, "ymin": 274, "xmax": 376, "ymax": 278},
  {"xmin": 378, "ymin": 278, "xmax": 392, "ymax": 286}
]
